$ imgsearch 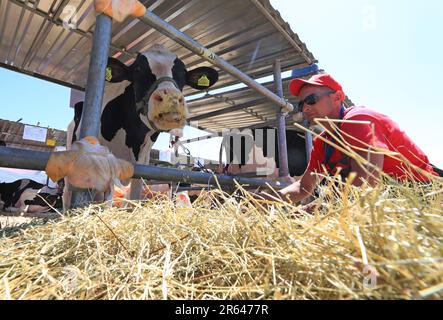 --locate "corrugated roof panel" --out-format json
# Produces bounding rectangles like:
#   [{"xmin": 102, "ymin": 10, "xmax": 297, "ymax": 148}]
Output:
[
  {"xmin": 0, "ymin": 0, "xmax": 328, "ymax": 132},
  {"xmin": 1, "ymin": 0, "xmax": 316, "ymax": 91}
]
